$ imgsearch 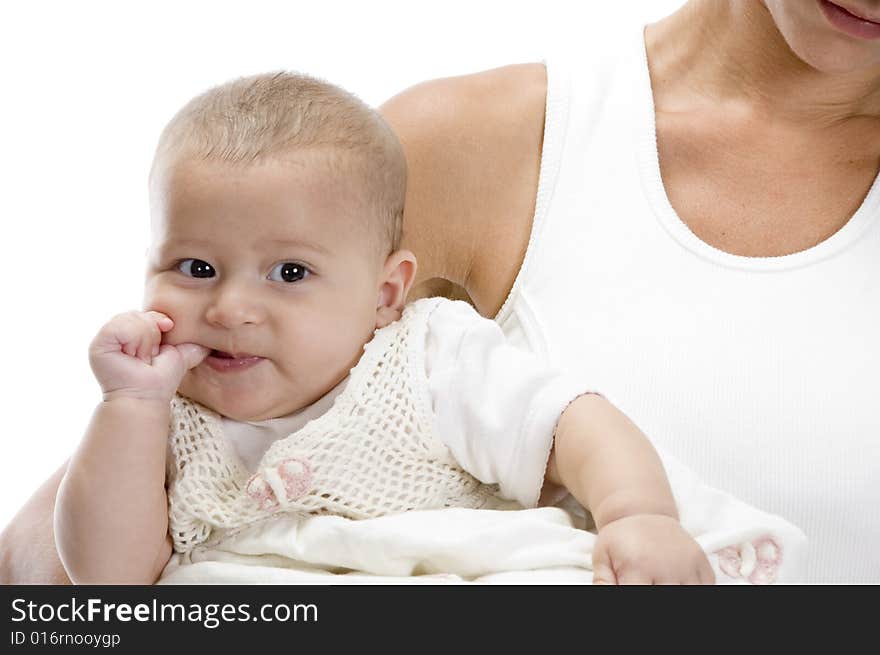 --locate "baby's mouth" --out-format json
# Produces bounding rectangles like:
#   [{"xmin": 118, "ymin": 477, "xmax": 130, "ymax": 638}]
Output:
[
  {"xmin": 210, "ymin": 349, "xmax": 257, "ymax": 359},
  {"xmin": 205, "ymin": 350, "xmax": 265, "ymax": 372}
]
